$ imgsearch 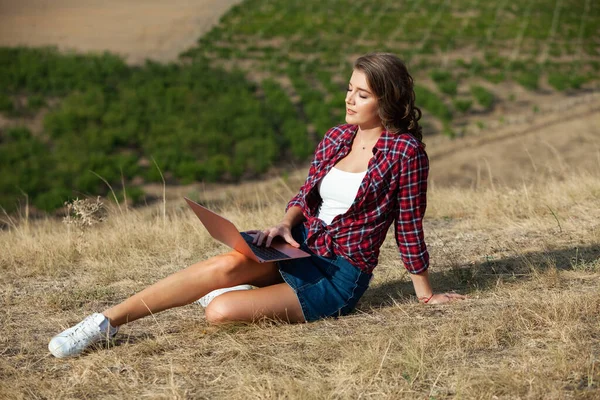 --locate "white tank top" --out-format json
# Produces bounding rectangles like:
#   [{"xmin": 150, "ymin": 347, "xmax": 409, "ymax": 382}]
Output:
[{"xmin": 317, "ymin": 167, "xmax": 367, "ymax": 225}]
